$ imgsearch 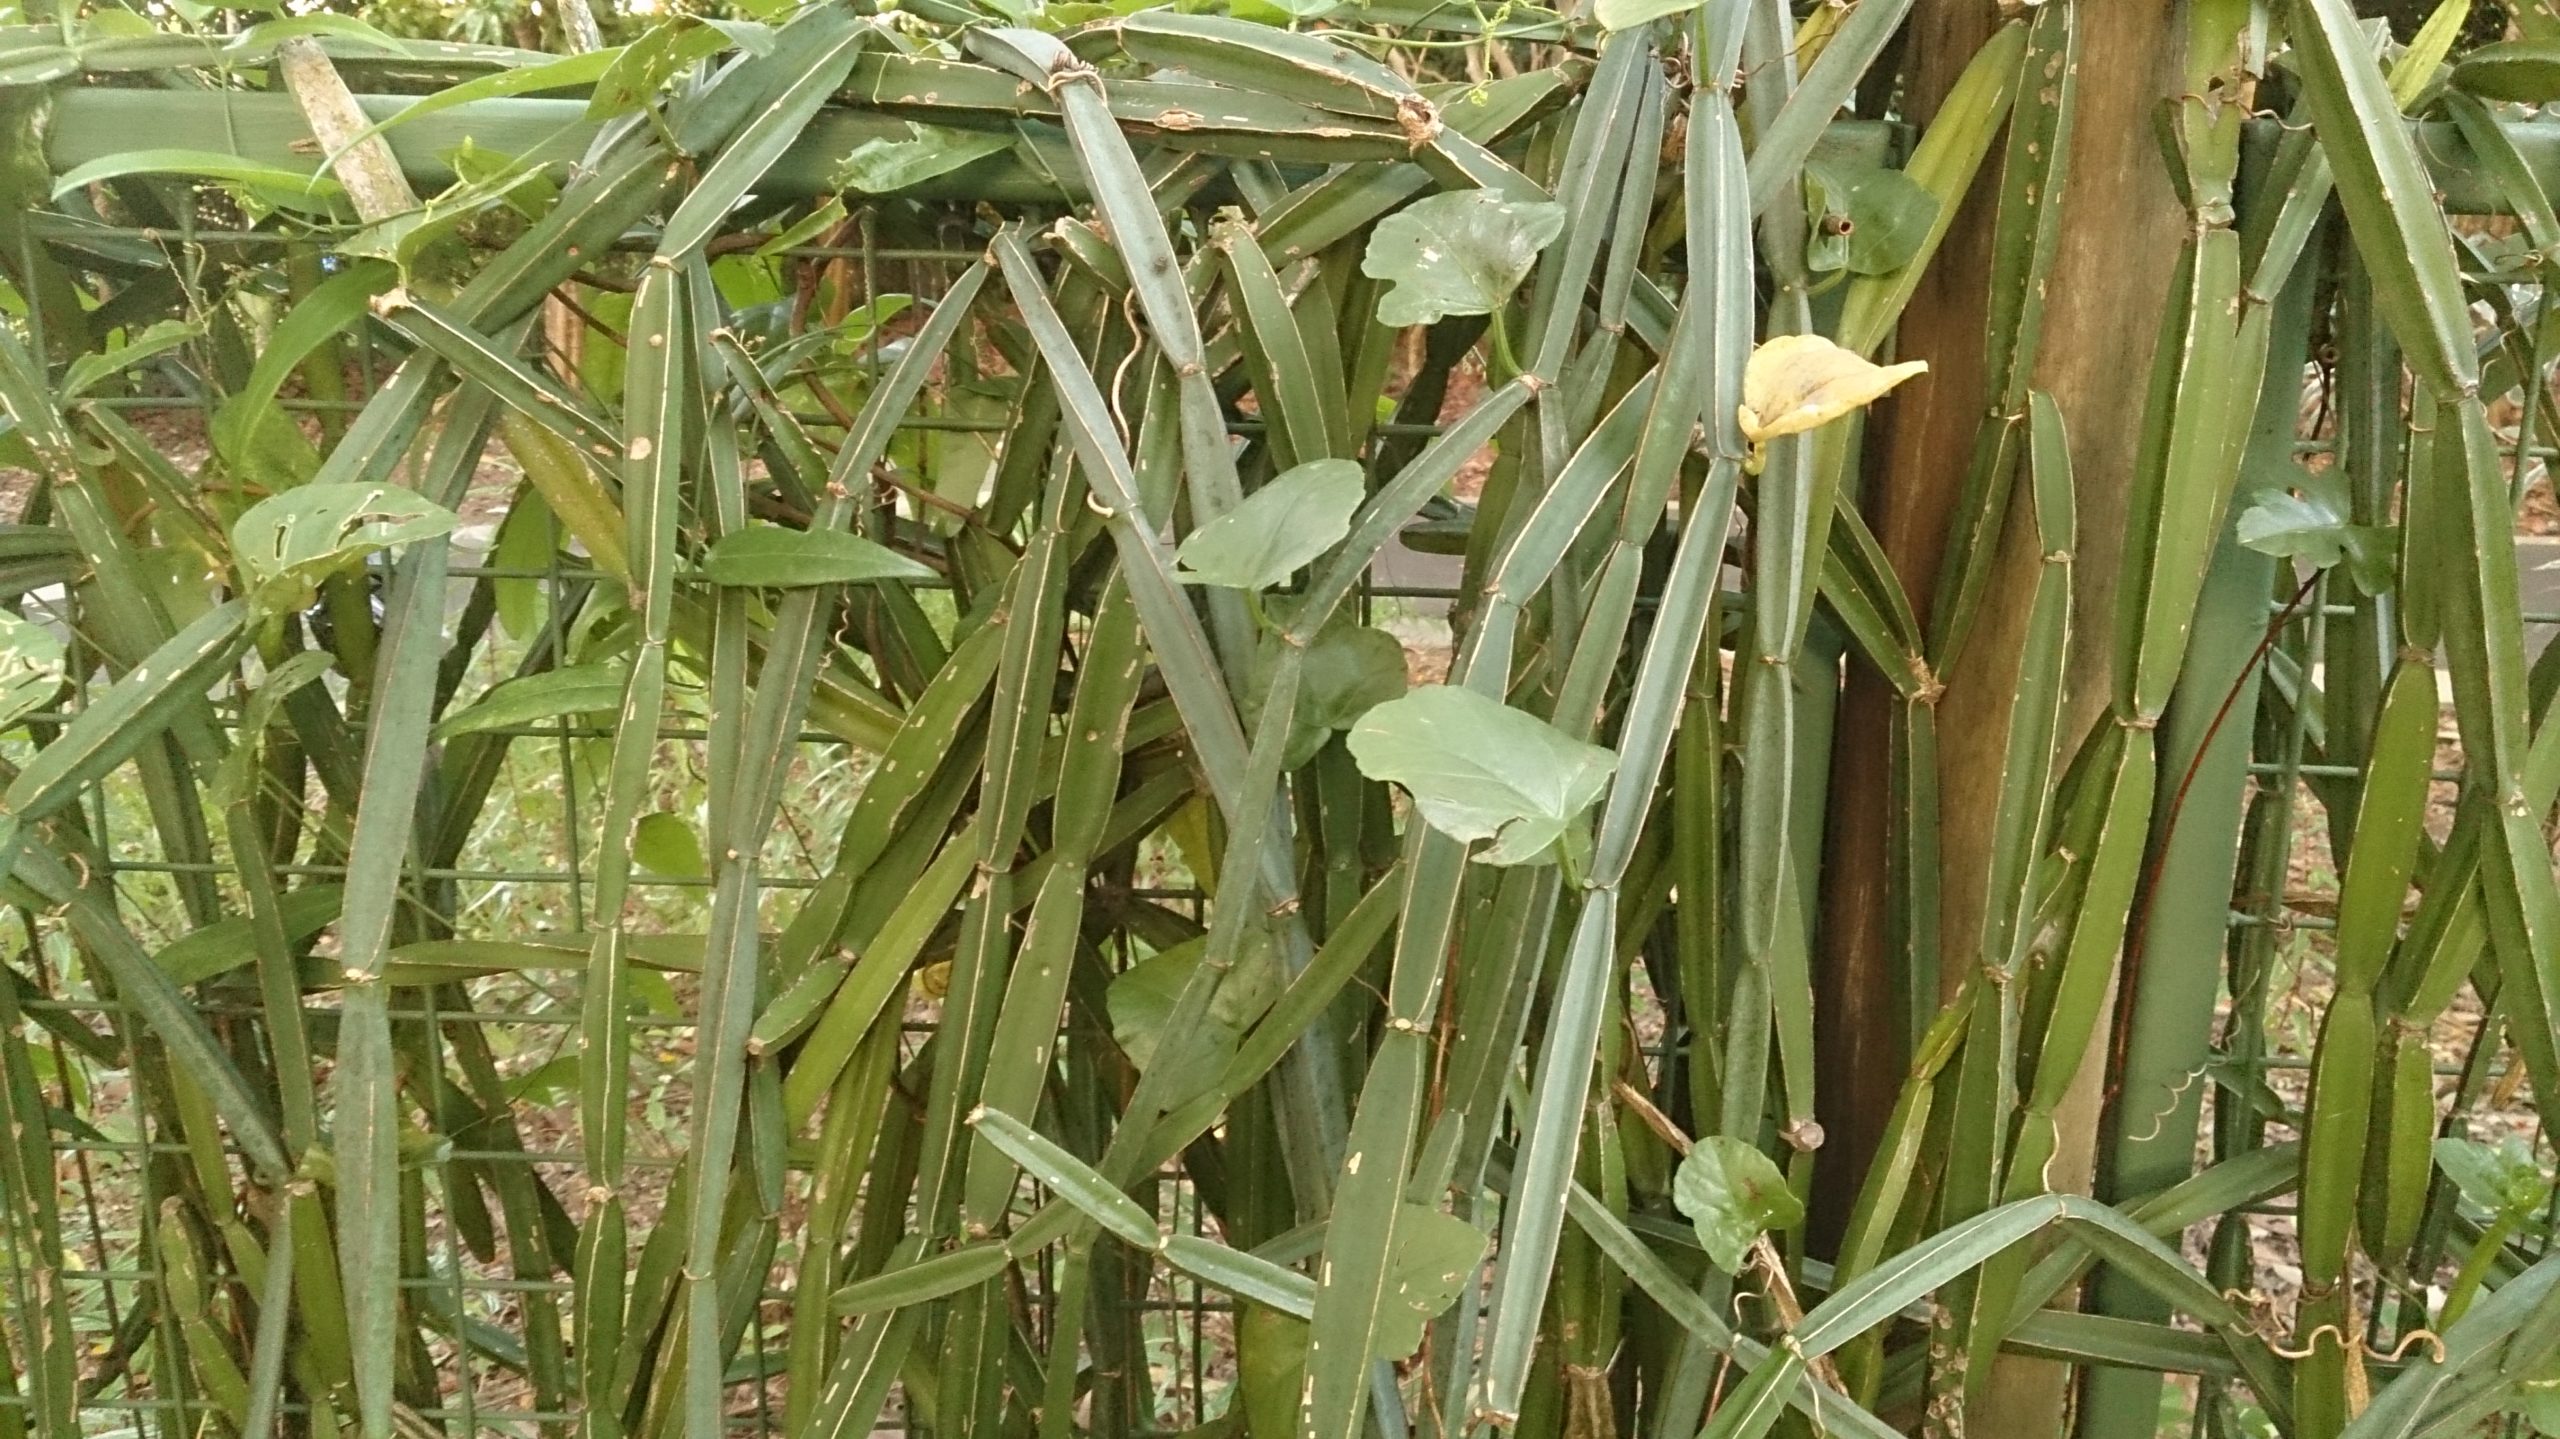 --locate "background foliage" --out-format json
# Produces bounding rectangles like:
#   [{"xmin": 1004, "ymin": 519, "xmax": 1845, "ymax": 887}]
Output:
[{"xmin": 0, "ymin": 1, "xmax": 2559, "ymax": 1438}]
